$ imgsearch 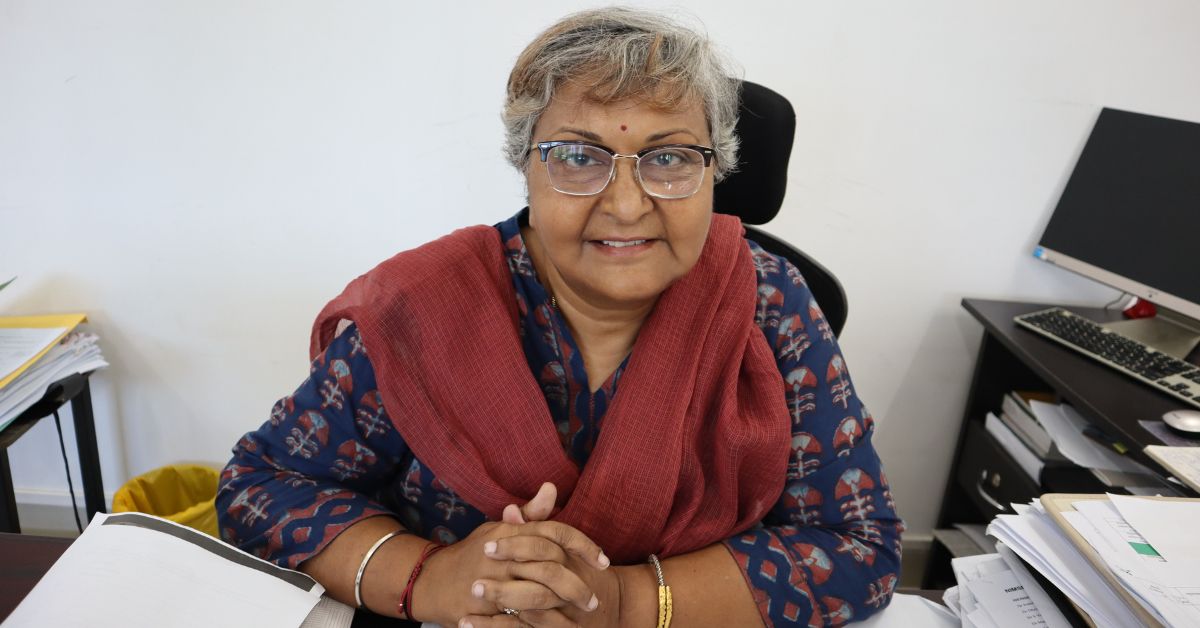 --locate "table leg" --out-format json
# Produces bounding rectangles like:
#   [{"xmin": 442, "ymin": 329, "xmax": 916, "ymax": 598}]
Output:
[
  {"xmin": 0, "ymin": 450, "xmax": 19, "ymax": 533},
  {"xmin": 70, "ymin": 379, "xmax": 106, "ymax": 523}
]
